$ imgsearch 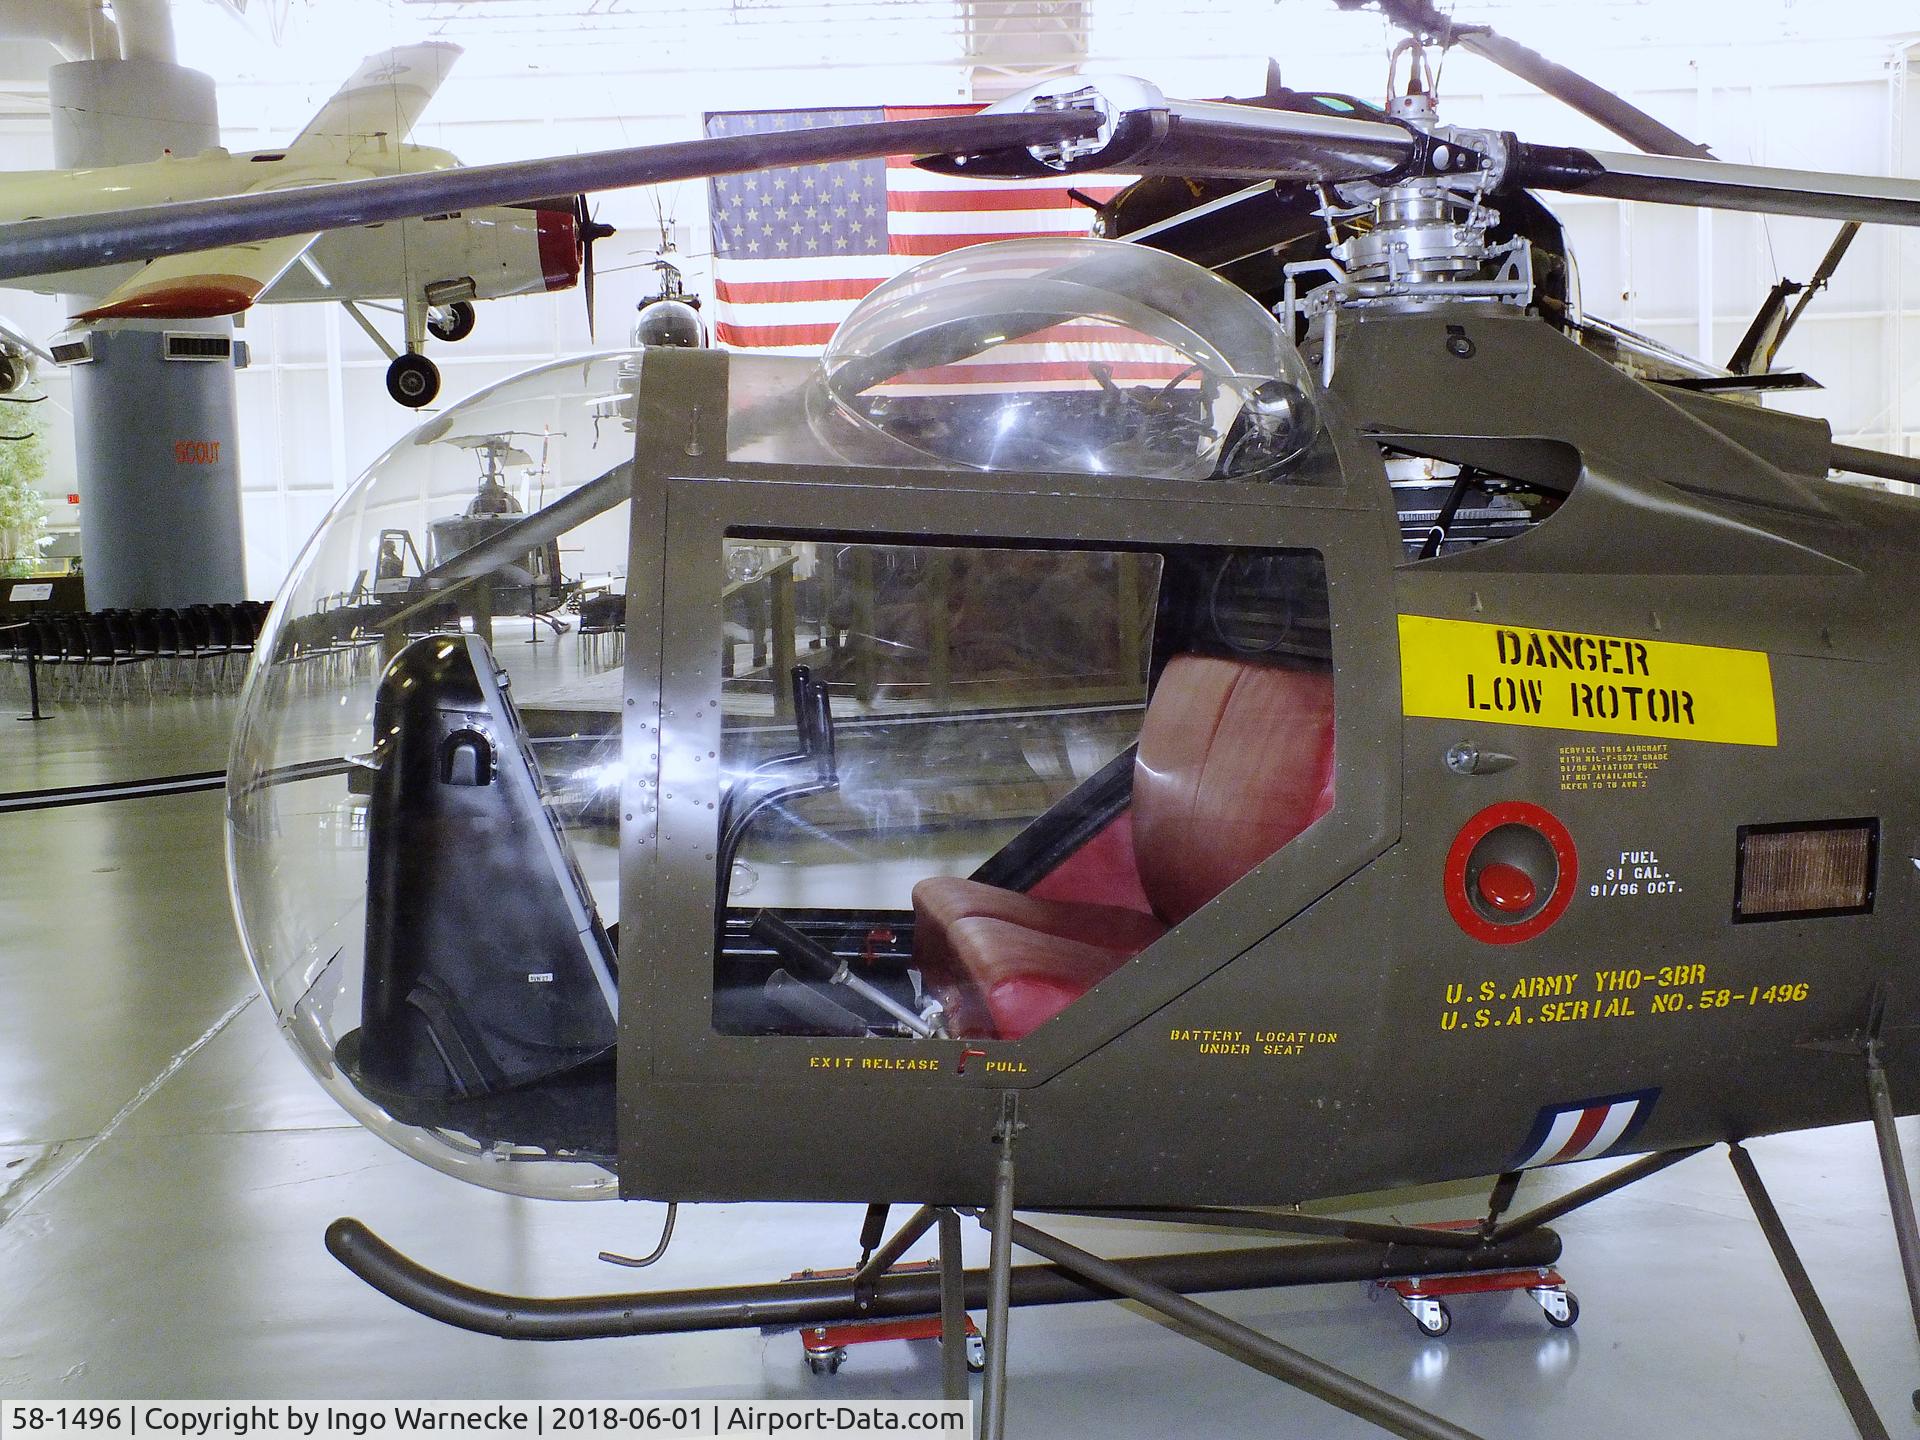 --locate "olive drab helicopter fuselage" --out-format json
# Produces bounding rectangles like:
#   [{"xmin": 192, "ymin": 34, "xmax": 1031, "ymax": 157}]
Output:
[{"xmin": 317, "ymin": 293, "xmax": 1920, "ymax": 1211}]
